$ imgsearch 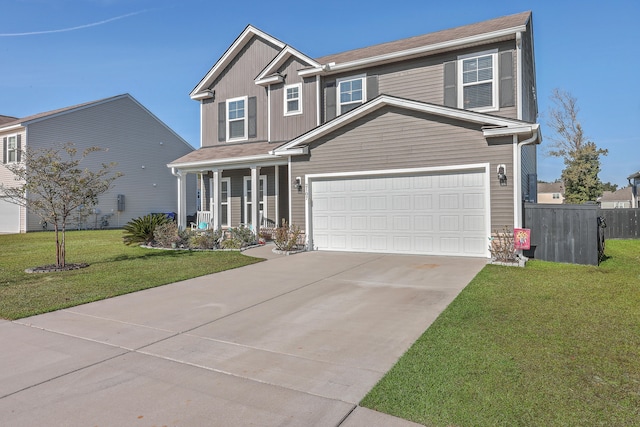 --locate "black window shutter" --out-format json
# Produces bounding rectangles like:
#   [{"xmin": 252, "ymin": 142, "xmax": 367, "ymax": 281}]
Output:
[
  {"xmin": 366, "ymin": 75, "xmax": 379, "ymax": 101},
  {"xmin": 325, "ymin": 81, "xmax": 336, "ymax": 121},
  {"xmin": 499, "ymin": 51, "xmax": 515, "ymax": 108},
  {"xmin": 248, "ymin": 96, "xmax": 257, "ymax": 138},
  {"xmin": 218, "ymin": 102, "xmax": 226, "ymax": 142},
  {"xmin": 443, "ymin": 61, "xmax": 457, "ymax": 107},
  {"xmin": 2, "ymin": 137, "xmax": 6, "ymax": 164},
  {"xmin": 16, "ymin": 134, "xmax": 21, "ymax": 163}
]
